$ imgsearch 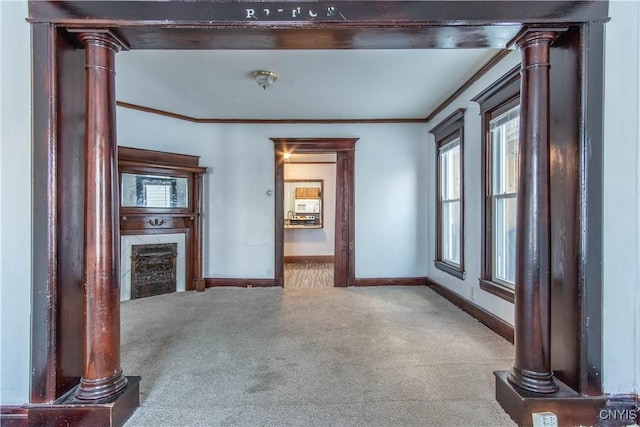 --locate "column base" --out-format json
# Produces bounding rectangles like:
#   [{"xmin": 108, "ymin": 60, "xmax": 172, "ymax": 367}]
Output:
[
  {"xmin": 75, "ymin": 370, "xmax": 128, "ymax": 401},
  {"xmin": 27, "ymin": 376, "xmax": 140, "ymax": 427},
  {"xmin": 508, "ymin": 365, "xmax": 558, "ymax": 394},
  {"xmin": 495, "ymin": 371, "xmax": 605, "ymax": 427}
]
